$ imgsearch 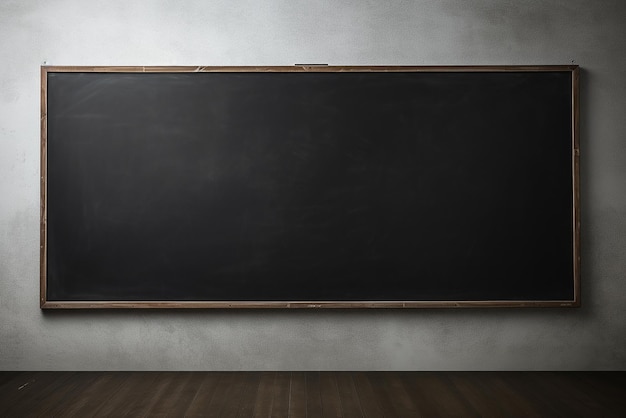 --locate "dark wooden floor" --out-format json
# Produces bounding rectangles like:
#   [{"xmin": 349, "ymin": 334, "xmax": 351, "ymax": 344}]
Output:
[{"xmin": 0, "ymin": 372, "xmax": 624, "ymax": 417}]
